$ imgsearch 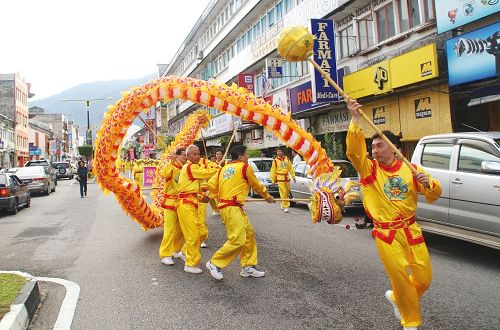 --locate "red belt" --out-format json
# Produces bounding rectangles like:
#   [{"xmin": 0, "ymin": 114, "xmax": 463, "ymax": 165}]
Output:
[
  {"xmin": 163, "ymin": 193, "xmax": 177, "ymax": 199},
  {"xmin": 276, "ymin": 179, "xmax": 290, "ymax": 182},
  {"xmin": 178, "ymin": 192, "xmax": 198, "ymax": 209},
  {"xmin": 373, "ymin": 215, "xmax": 416, "ymax": 230},
  {"xmin": 163, "ymin": 205, "xmax": 176, "ymax": 211},
  {"xmin": 219, "ymin": 196, "xmax": 243, "ymax": 209}
]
